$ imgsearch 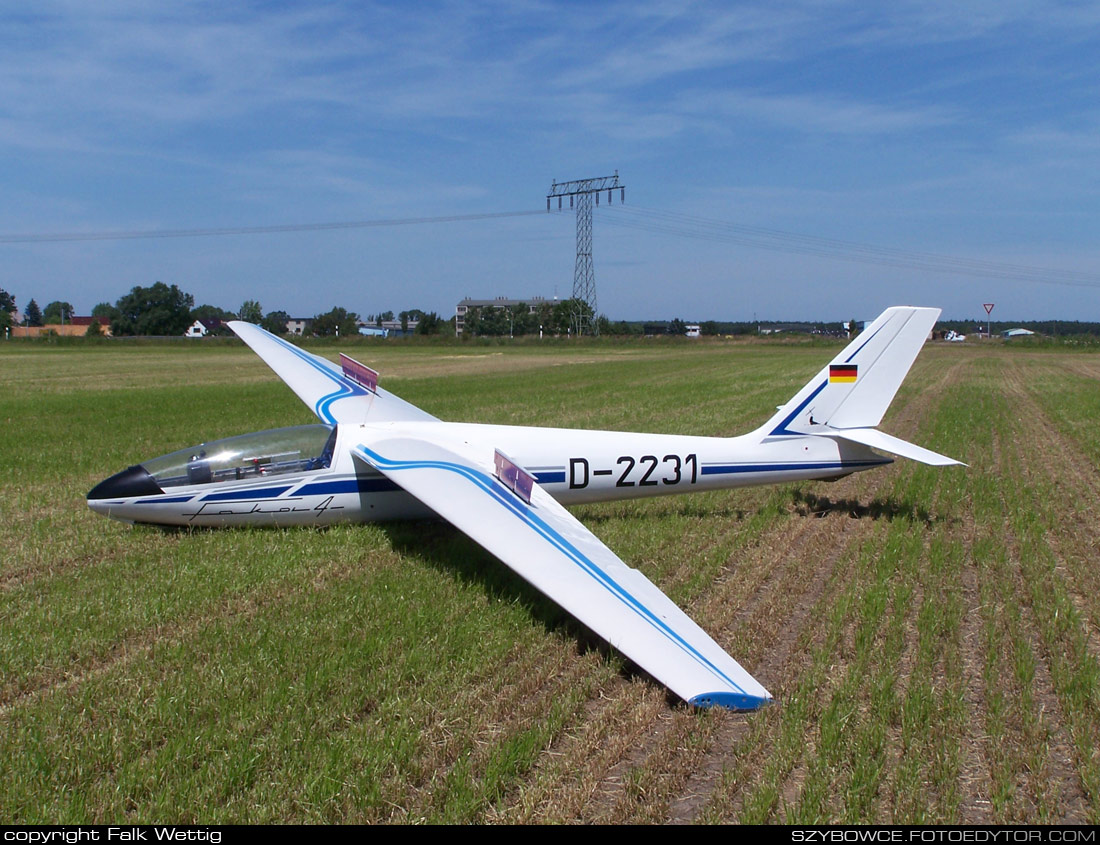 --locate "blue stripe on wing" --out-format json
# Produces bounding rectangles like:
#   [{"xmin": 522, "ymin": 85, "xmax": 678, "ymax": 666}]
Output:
[
  {"xmin": 355, "ymin": 444, "xmax": 768, "ymax": 707},
  {"xmin": 256, "ymin": 333, "xmax": 370, "ymax": 423}
]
